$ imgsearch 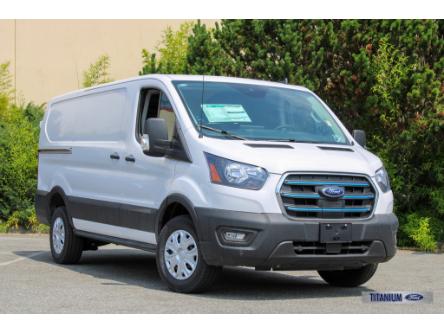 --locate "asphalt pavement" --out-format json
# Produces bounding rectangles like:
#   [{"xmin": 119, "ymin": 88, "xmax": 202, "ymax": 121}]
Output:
[{"xmin": 0, "ymin": 234, "xmax": 442, "ymax": 313}]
